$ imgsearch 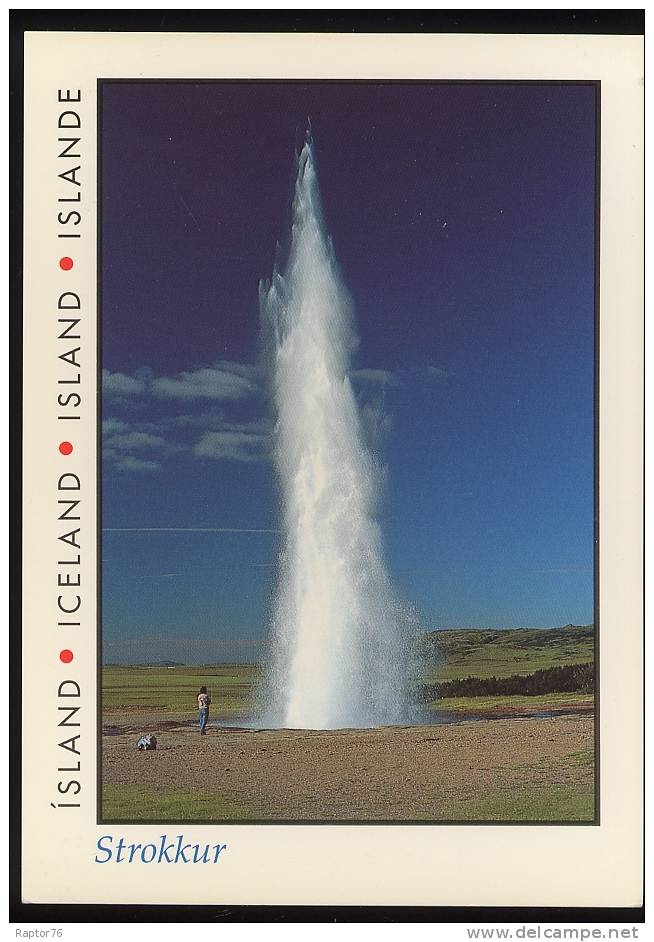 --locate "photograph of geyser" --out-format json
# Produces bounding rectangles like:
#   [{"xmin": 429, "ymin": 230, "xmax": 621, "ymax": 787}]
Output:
[
  {"xmin": 101, "ymin": 82, "xmax": 595, "ymax": 822},
  {"xmin": 260, "ymin": 128, "xmax": 411, "ymax": 730}
]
